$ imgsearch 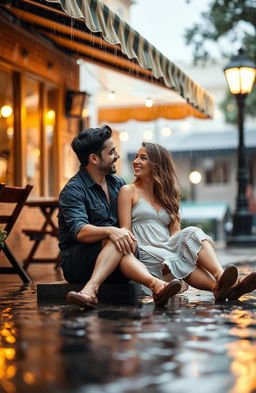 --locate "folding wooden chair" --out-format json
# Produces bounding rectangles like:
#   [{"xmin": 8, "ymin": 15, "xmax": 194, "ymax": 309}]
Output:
[{"xmin": 0, "ymin": 184, "xmax": 33, "ymax": 283}]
